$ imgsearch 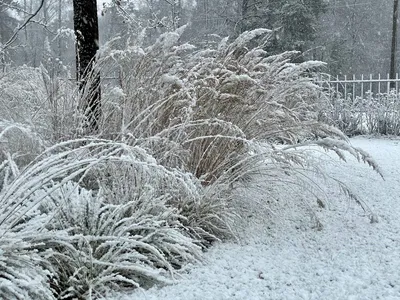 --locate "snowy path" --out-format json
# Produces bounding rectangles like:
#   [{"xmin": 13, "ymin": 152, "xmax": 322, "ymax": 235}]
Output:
[{"xmin": 114, "ymin": 137, "xmax": 400, "ymax": 300}]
